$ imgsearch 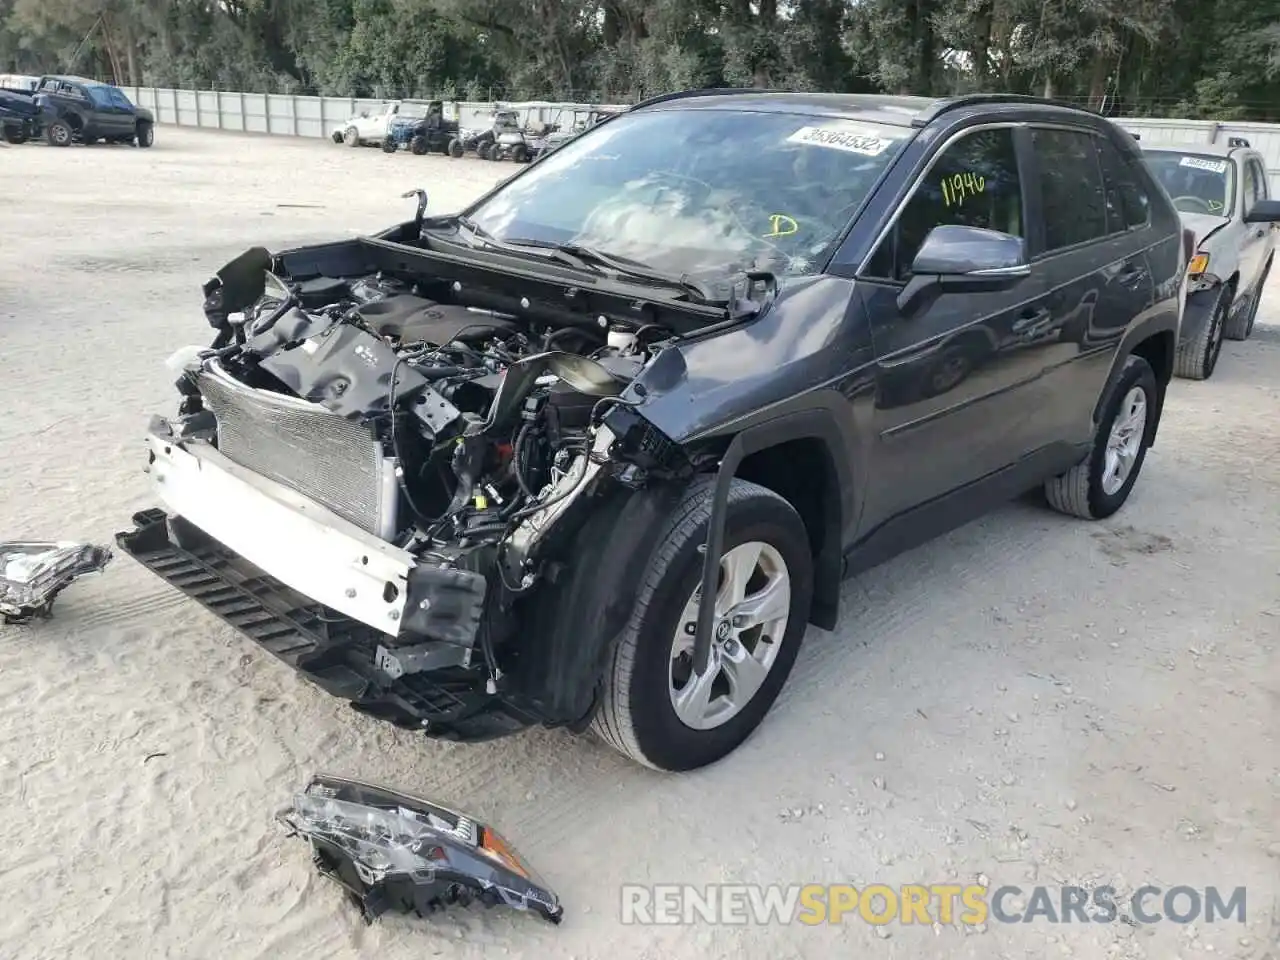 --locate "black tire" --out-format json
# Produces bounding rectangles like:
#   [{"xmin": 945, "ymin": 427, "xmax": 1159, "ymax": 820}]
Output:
[
  {"xmin": 1226, "ymin": 258, "xmax": 1271, "ymax": 341},
  {"xmin": 135, "ymin": 121, "xmax": 154, "ymax": 148},
  {"xmin": 1044, "ymin": 354, "xmax": 1157, "ymax": 520},
  {"xmin": 331, "ymin": 131, "xmax": 343, "ymax": 144},
  {"xmin": 2, "ymin": 126, "xmax": 26, "ymax": 145},
  {"xmin": 410, "ymin": 135, "xmax": 428, "ymax": 156},
  {"xmin": 381, "ymin": 138, "xmax": 397, "ymax": 154},
  {"xmin": 343, "ymin": 126, "xmax": 360, "ymax": 147},
  {"xmin": 1174, "ymin": 284, "xmax": 1230, "ymax": 380},
  {"xmin": 46, "ymin": 119, "xmax": 72, "ymax": 147},
  {"xmin": 511, "ymin": 143, "xmax": 528, "ymax": 163},
  {"xmin": 448, "ymin": 138, "xmax": 463, "ymax": 158},
  {"xmin": 592, "ymin": 478, "xmax": 814, "ymax": 771}
]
